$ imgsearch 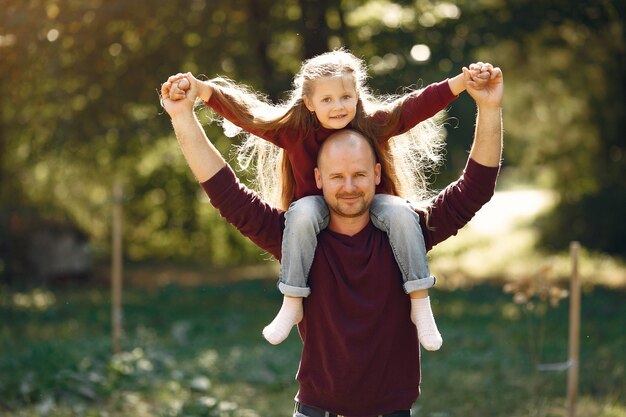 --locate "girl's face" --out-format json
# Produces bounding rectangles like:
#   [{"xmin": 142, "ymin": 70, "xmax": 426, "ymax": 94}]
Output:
[{"xmin": 303, "ymin": 75, "xmax": 358, "ymax": 130}]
